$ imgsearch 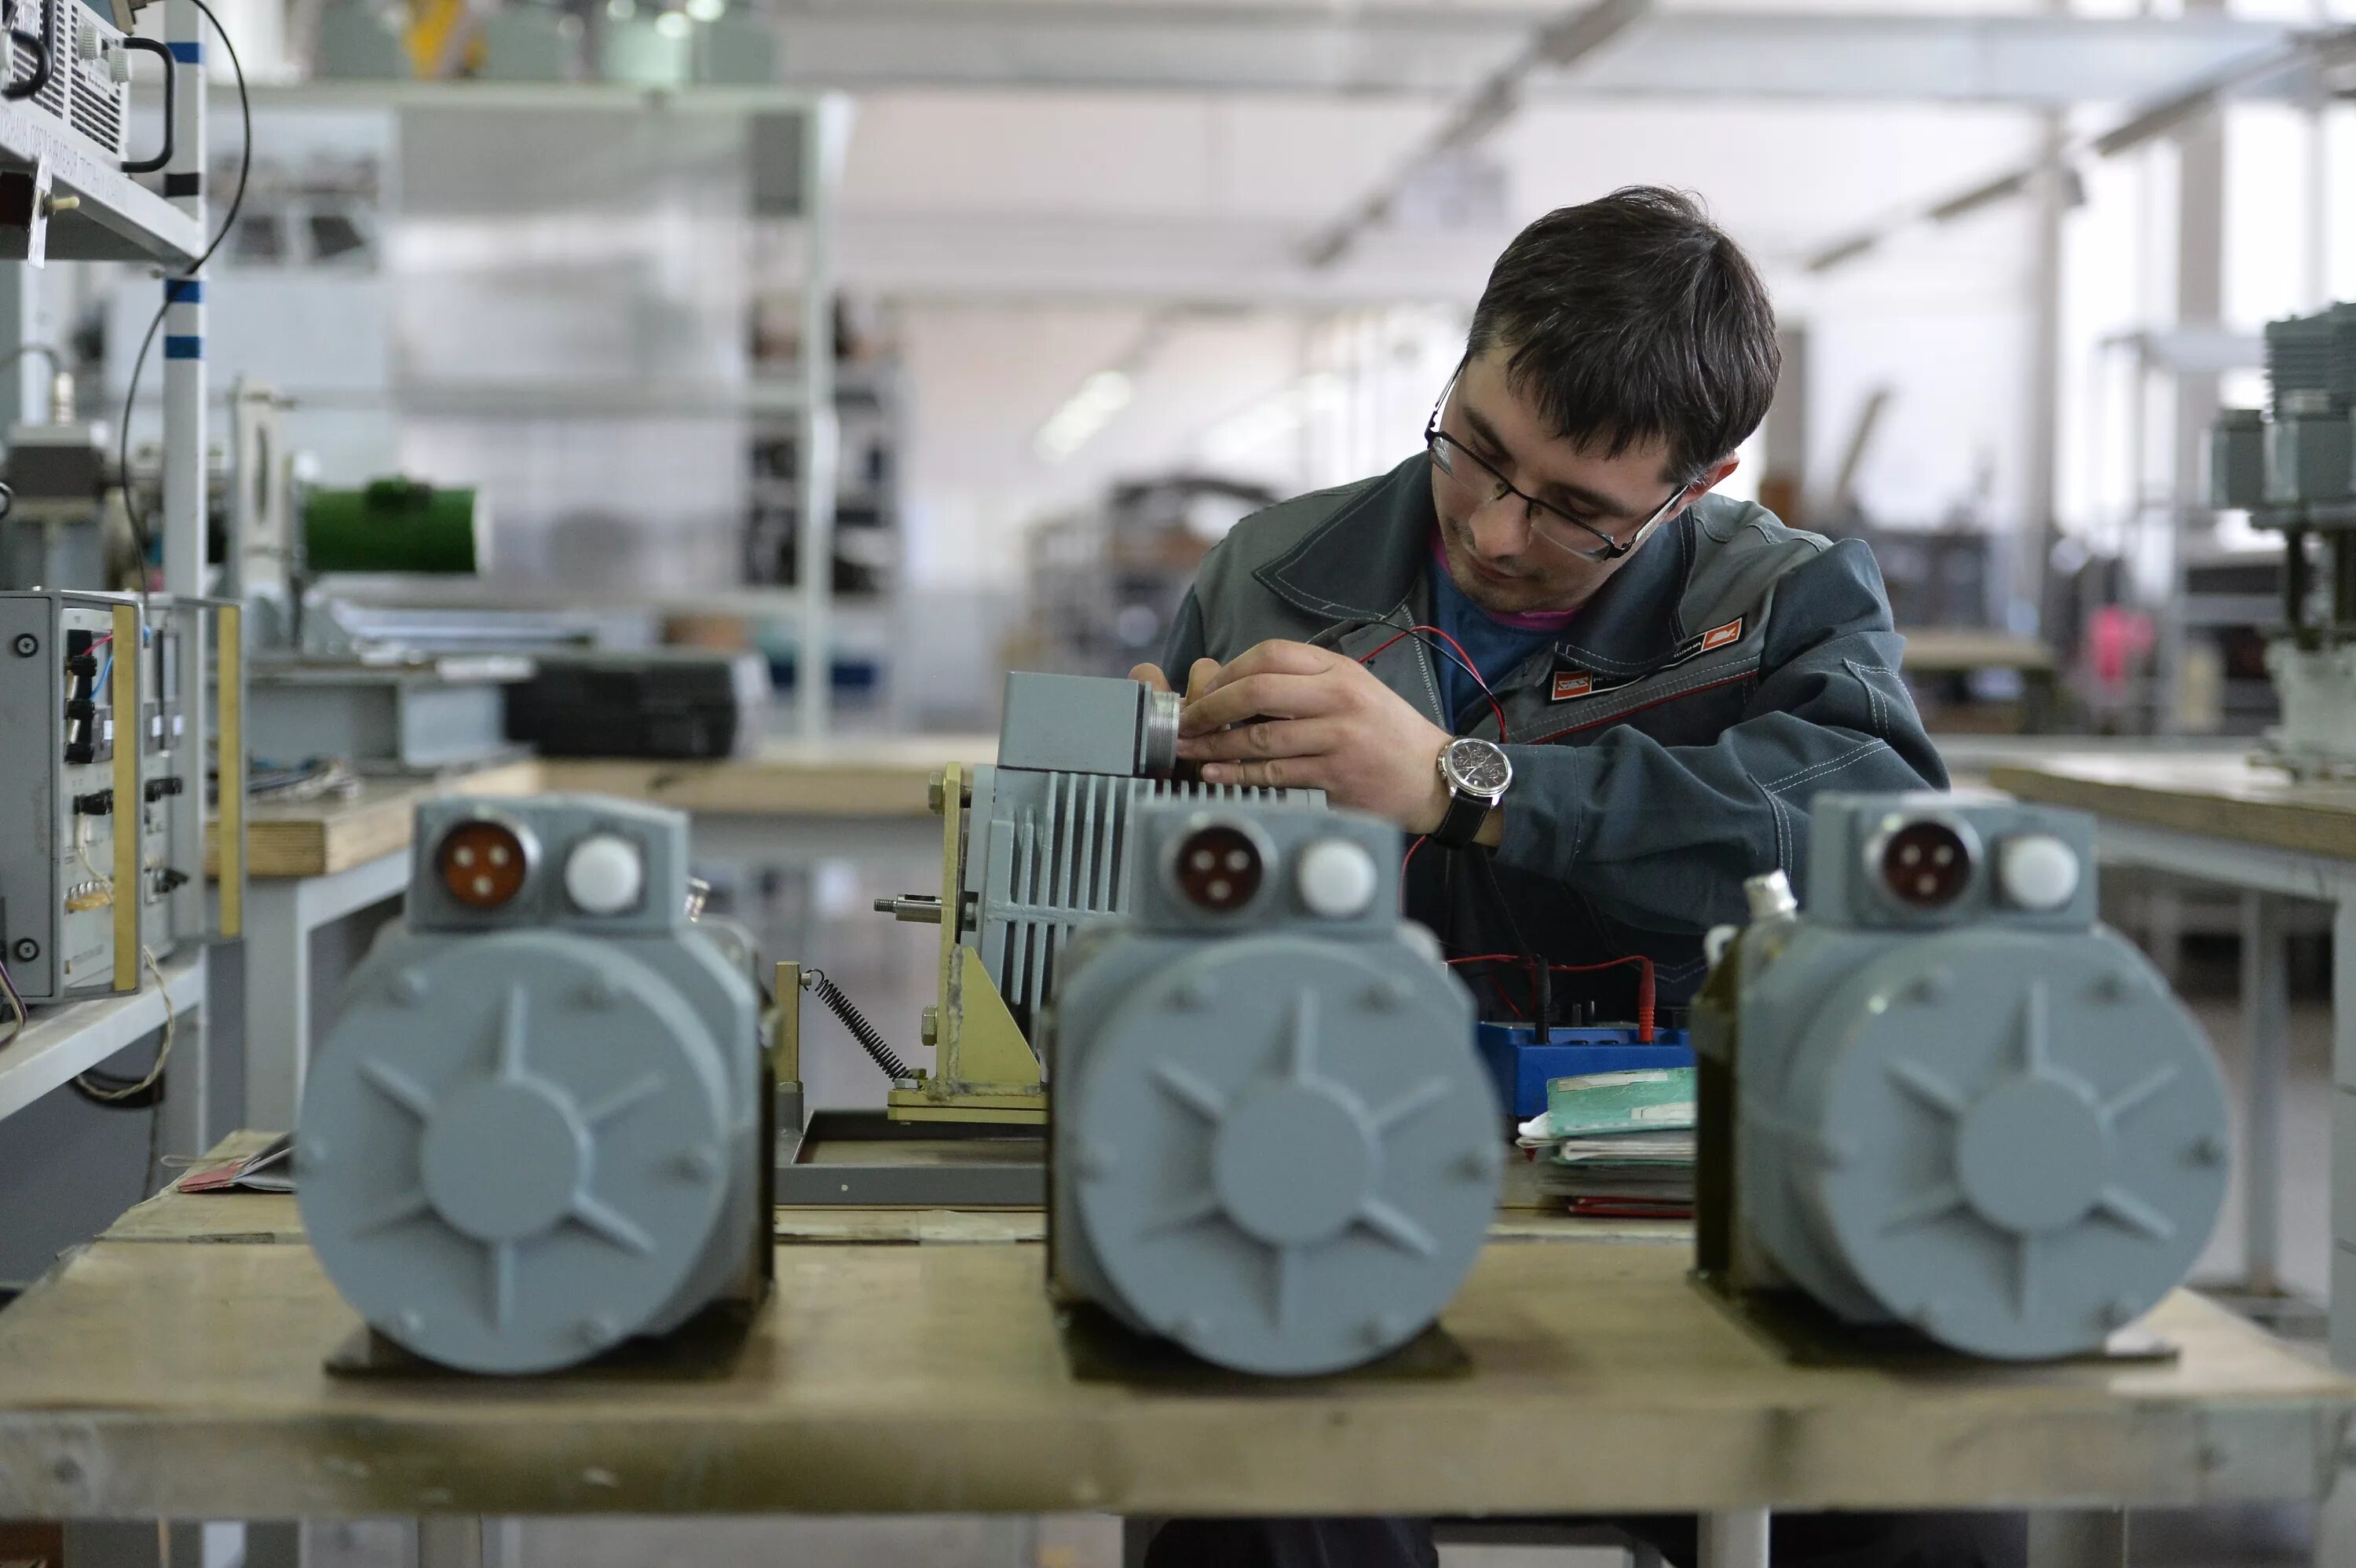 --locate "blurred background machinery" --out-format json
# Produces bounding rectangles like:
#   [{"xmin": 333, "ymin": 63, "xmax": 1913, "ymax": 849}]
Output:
[
  {"xmin": 295, "ymin": 795, "xmax": 770, "ymax": 1374},
  {"xmin": 1011, "ymin": 475, "xmax": 1275, "ymax": 679},
  {"xmin": 1696, "ymin": 793, "xmax": 2230, "ymax": 1361},
  {"xmin": 2211, "ymin": 303, "xmax": 2356, "ymax": 778},
  {"xmin": 1046, "ymin": 797, "xmax": 1499, "ymax": 1376}
]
